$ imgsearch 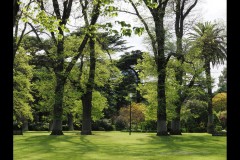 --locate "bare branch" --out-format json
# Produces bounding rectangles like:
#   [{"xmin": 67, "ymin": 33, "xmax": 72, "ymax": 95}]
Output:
[
  {"xmin": 183, "ymin": 0, "xmax": 198, "ymax": 20},
  {"xmin": 129, "ymin": 0, "xmax": 157, "ymax": 60},
  {"xmin": 116, "ymin": 9, "xmax": 137, "ymax": 15},
  {"xmin": 96, "ymin": 37, "xmax": 112, "ymax": 62},
  {"xmin": 52, "ymin": 0, "xmax": 61, "ymax": 19},
  {"xmin": 165, "ymin": 52, "xmax": 176, "ymax": 64},
  {"xmin": 16, "ymin": 23, "xmax": 28, "ymax": 50},
  {"xmin": 27, "ymin": 22, "xmax": 52, "ymax": 57}
]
